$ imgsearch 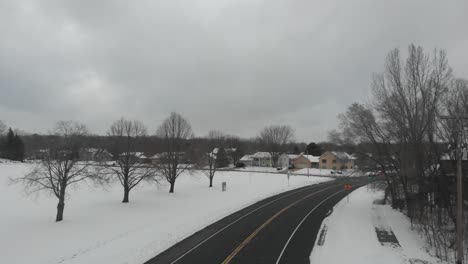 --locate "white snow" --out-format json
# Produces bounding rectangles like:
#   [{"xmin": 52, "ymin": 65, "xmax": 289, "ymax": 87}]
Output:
[
  {"xmin": 0, "ymin": 162, "xmax": 330, "ymax": 264},
  {"xmin": 310, "ymin": 186, "xmax": 443, "ymax": 264},
  {"xmin": 300, "ymin": 155, "xmax": 320, "ymax": 163}
]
